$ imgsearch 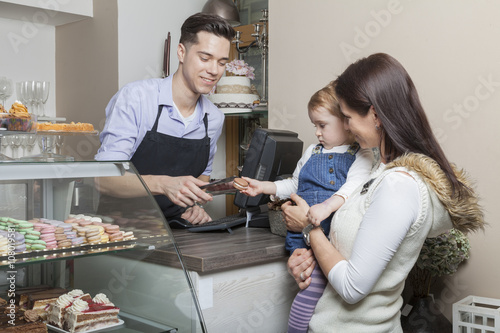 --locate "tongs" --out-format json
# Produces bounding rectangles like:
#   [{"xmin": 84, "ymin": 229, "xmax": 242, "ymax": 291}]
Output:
[{"xmin": 200, "ymin": 176, "xmax": 237, "ymax": 195}]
